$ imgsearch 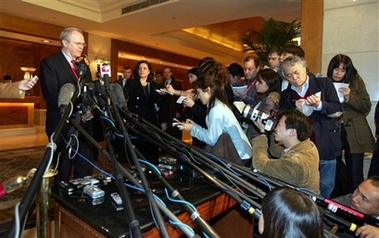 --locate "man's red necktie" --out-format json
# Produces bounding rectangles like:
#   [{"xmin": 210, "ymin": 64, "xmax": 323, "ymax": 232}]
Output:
[{"xmin": 71, "ymin": 60, "xmax": 79, "ymax": 80}]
